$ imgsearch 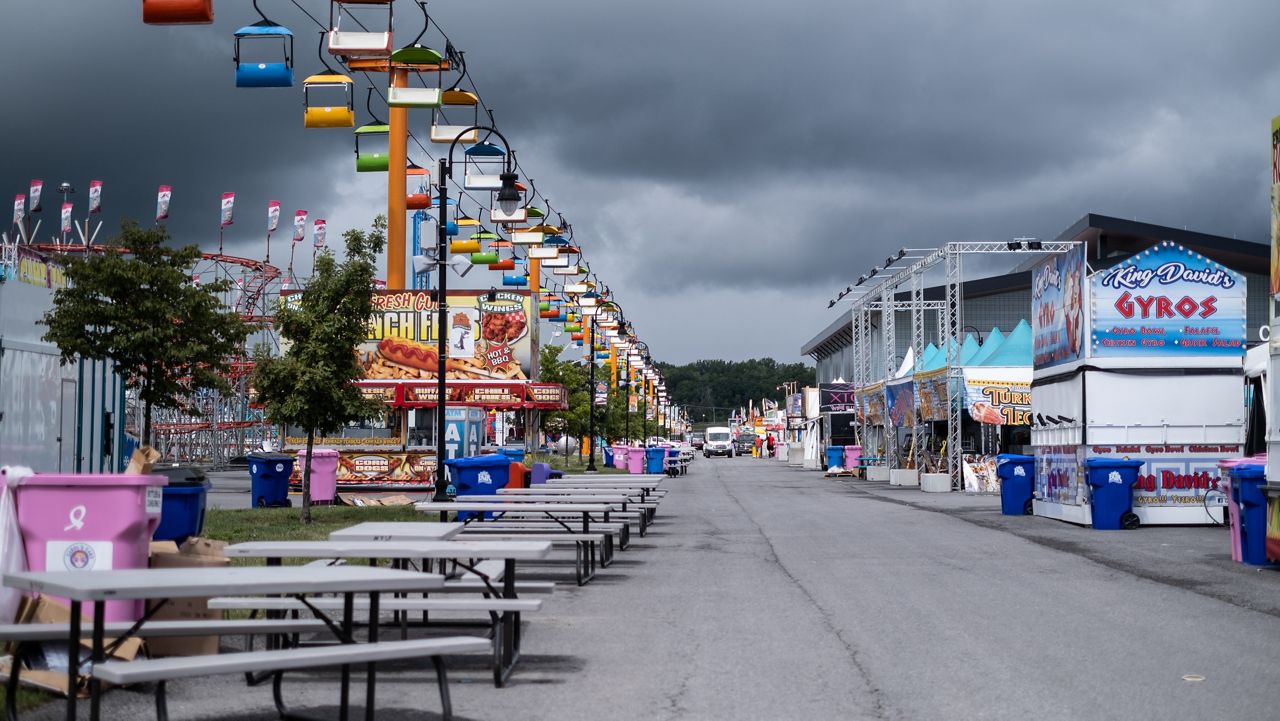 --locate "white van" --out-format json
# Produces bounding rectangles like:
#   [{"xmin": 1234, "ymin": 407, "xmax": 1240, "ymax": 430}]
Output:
[{"xmin": 703, "ymin": 426, "xmax": 734, "ymax": 458}]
